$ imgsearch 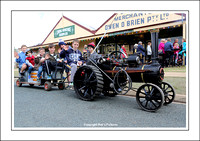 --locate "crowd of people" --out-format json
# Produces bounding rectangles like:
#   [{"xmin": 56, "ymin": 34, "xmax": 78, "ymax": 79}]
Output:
[
  {"xmin": 133, "ymin": 38, "xmax": 186, "ymax": 67},
  {"xmin": 158, "ymin": 38, "xmax": 186, "ymax": 67},
  {"xmin": 14, "ymin": 39, "xmax": 99, "ymax": 87}
]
